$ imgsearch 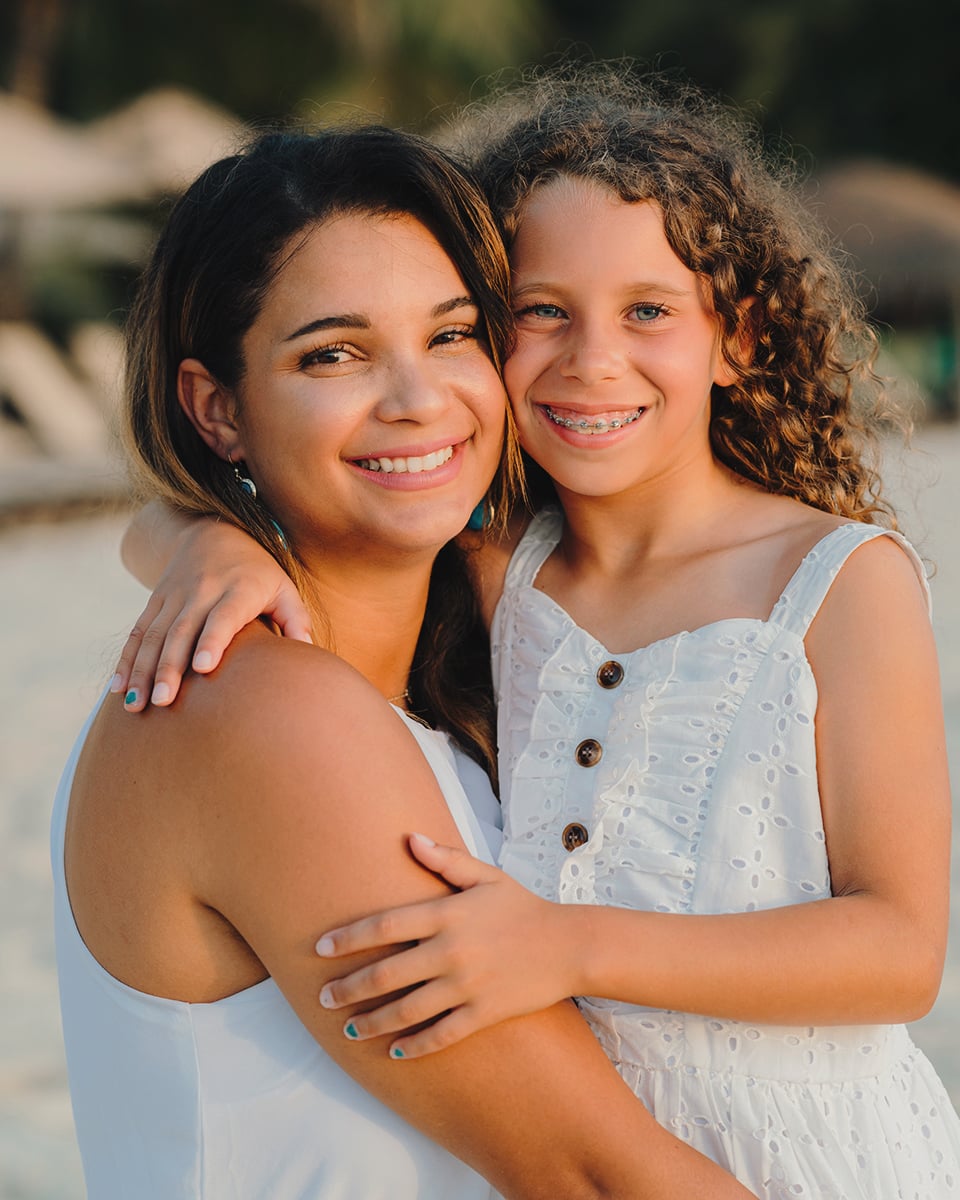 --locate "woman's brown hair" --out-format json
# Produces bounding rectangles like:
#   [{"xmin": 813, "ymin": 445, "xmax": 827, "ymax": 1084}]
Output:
[{"xmin": 124, "ymin": 124, "xmax": 520, "ymax": 780}]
